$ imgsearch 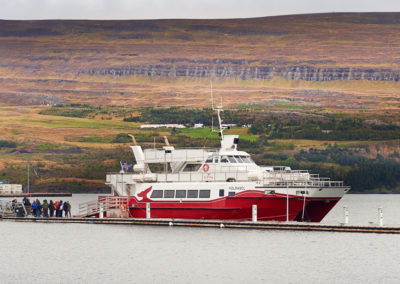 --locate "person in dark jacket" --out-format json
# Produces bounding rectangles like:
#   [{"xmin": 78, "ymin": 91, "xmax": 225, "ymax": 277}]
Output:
[
  {"xmin": 32, "ymin": 201, "xmax": 37, "ymax": 217},
  {"xmin": 42, "ymin": 200, "xmax": 49, "ymax": 217},
  {"xmin": 24, "ymin": 198, "xmax": 32, "ymax": 215},
  {"xmin": 49, "ymin": 200, "xmax": 55, "ymax": 217},
  {"xmin": 35, "ymin": 199, "xmax": 41, "ymax": 217},
  {"xmin": 63, "ymin": 202, "xmax": 69, "ymax": 217},
  {"xmin": 57, "ymin": 200, "xmax": 63, "ymax": 217}
]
